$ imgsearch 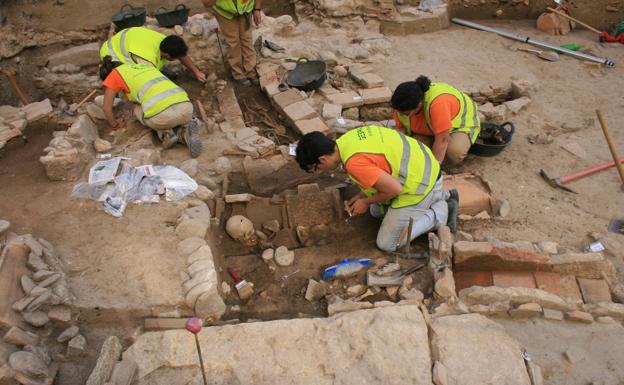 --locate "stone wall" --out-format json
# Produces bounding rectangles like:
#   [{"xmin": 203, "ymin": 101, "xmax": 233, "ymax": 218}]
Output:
[{"xmin": 449, "ymin": 0, "xmax": 624, "ymax": 30}]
